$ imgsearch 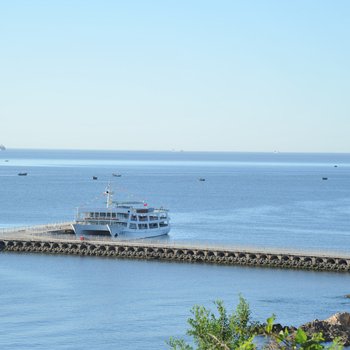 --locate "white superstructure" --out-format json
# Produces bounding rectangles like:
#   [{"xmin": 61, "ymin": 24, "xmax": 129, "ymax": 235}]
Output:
[{"xmin": 72, "ymin": 186, "xmax": 170, "ymax": 239}]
